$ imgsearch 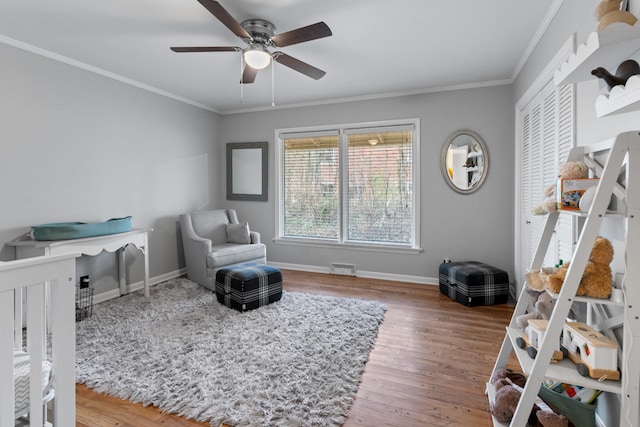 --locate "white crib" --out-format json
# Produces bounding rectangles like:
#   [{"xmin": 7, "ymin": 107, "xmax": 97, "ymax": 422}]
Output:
[{"xmin": 0, "ymin": 253, "xmax": 78, "ymax": 426}]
